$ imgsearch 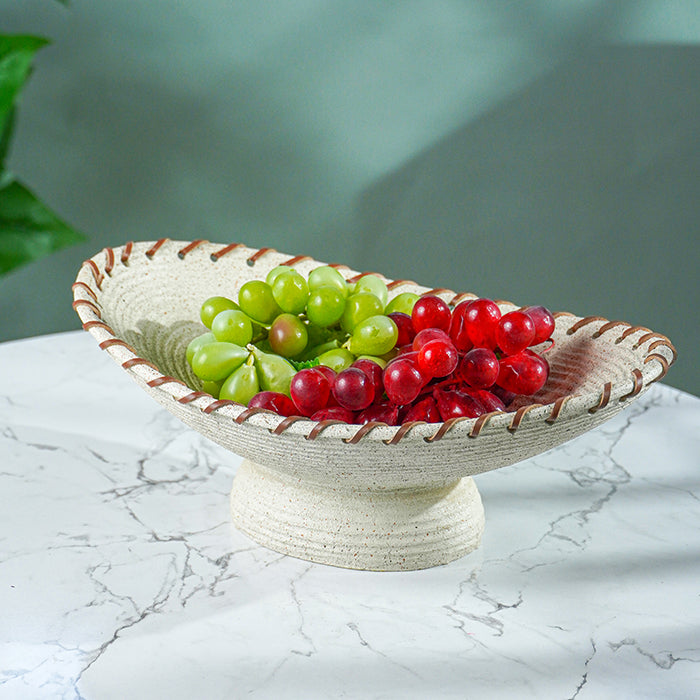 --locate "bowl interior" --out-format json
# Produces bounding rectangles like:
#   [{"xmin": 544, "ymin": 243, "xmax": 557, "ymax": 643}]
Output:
[{"xmin": 73, "ymin": 240, "xmax": 675, "ymax": 487}]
